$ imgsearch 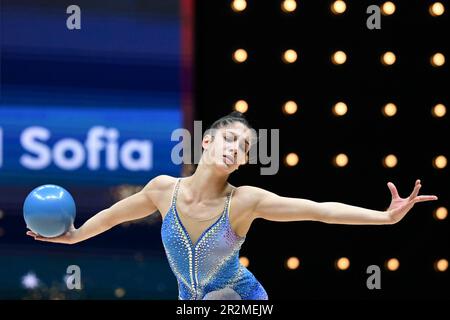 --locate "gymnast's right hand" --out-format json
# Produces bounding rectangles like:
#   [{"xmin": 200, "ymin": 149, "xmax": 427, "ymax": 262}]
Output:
[
  {"xmin": 25, "ymin": 176, "xmax": 164, "ymax": 245},
  {"xmin": 26, "ymin": 224, "xmax": 78, "ymax": 244}
]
